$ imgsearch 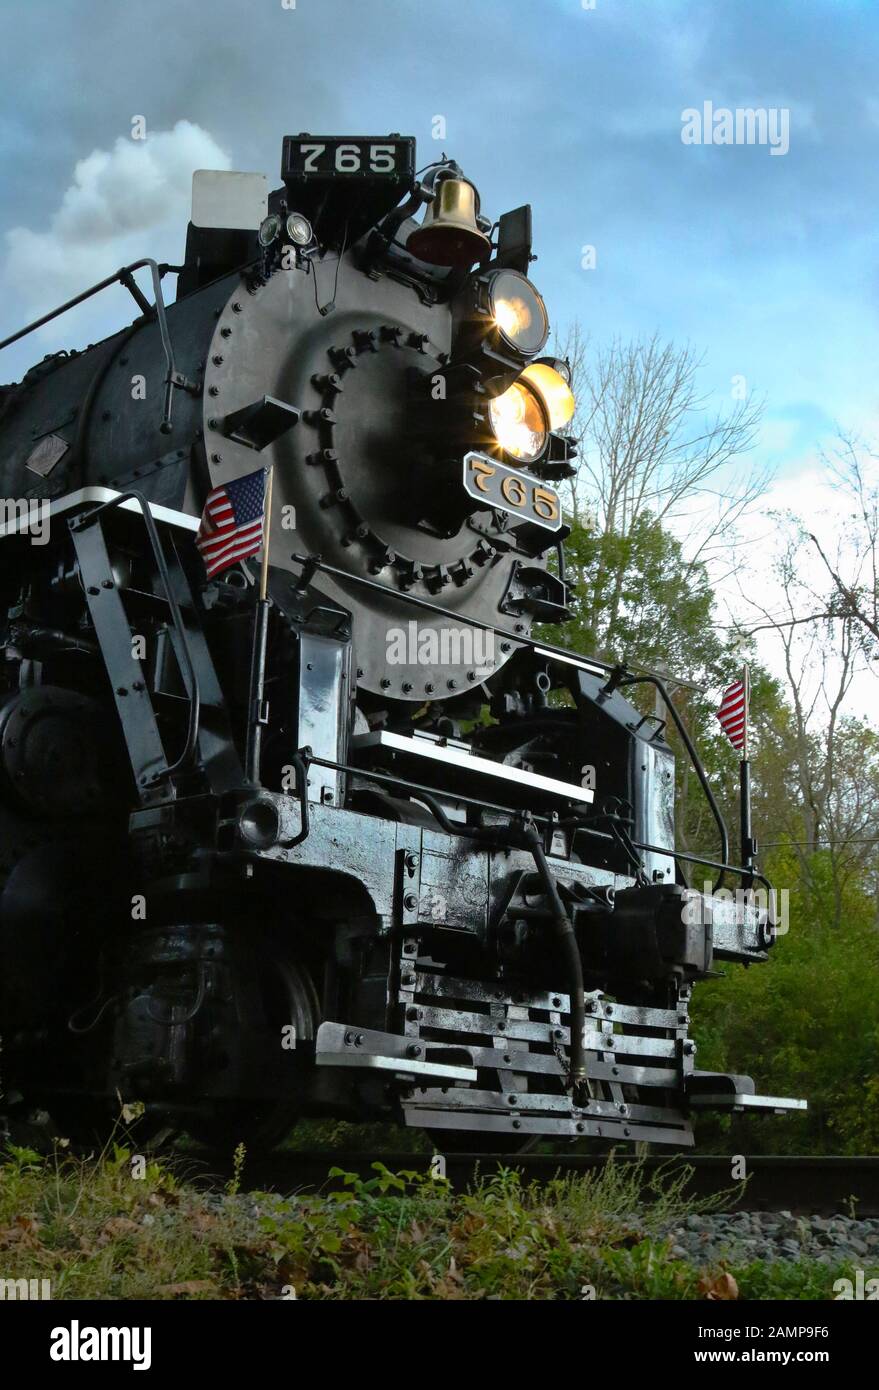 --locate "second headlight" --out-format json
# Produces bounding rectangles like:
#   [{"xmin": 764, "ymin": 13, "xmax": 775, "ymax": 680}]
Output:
[
  {"xmin": 488, "ymin": 380, "xmax": 548, "ymax": 463},
  {"xmin": 487, "ymin": 360, "xmax": 575, "ymax": 463}
]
